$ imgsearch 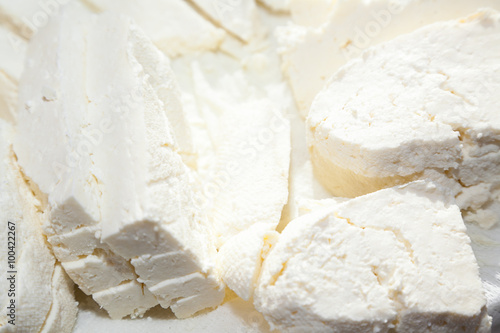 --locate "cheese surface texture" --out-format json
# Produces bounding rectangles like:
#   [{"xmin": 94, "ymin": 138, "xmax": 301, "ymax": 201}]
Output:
[
  {"xmin": 279, "ymin": 0, "xmax": 500, "ymax": 116},
  {"xmin": 0, "ymin": 119, "xmax": 78, "ymax": 333},
  {"xmin": 308, "ymin": 9, "xmax": 500, "ymax": 228},
  {"xmin": 255, "ymin": 181, "xmax": 491, "ymax": 332},
  {"xmin": 1, "ymin": 0, "xmax": 500, "ymax": 331}
]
